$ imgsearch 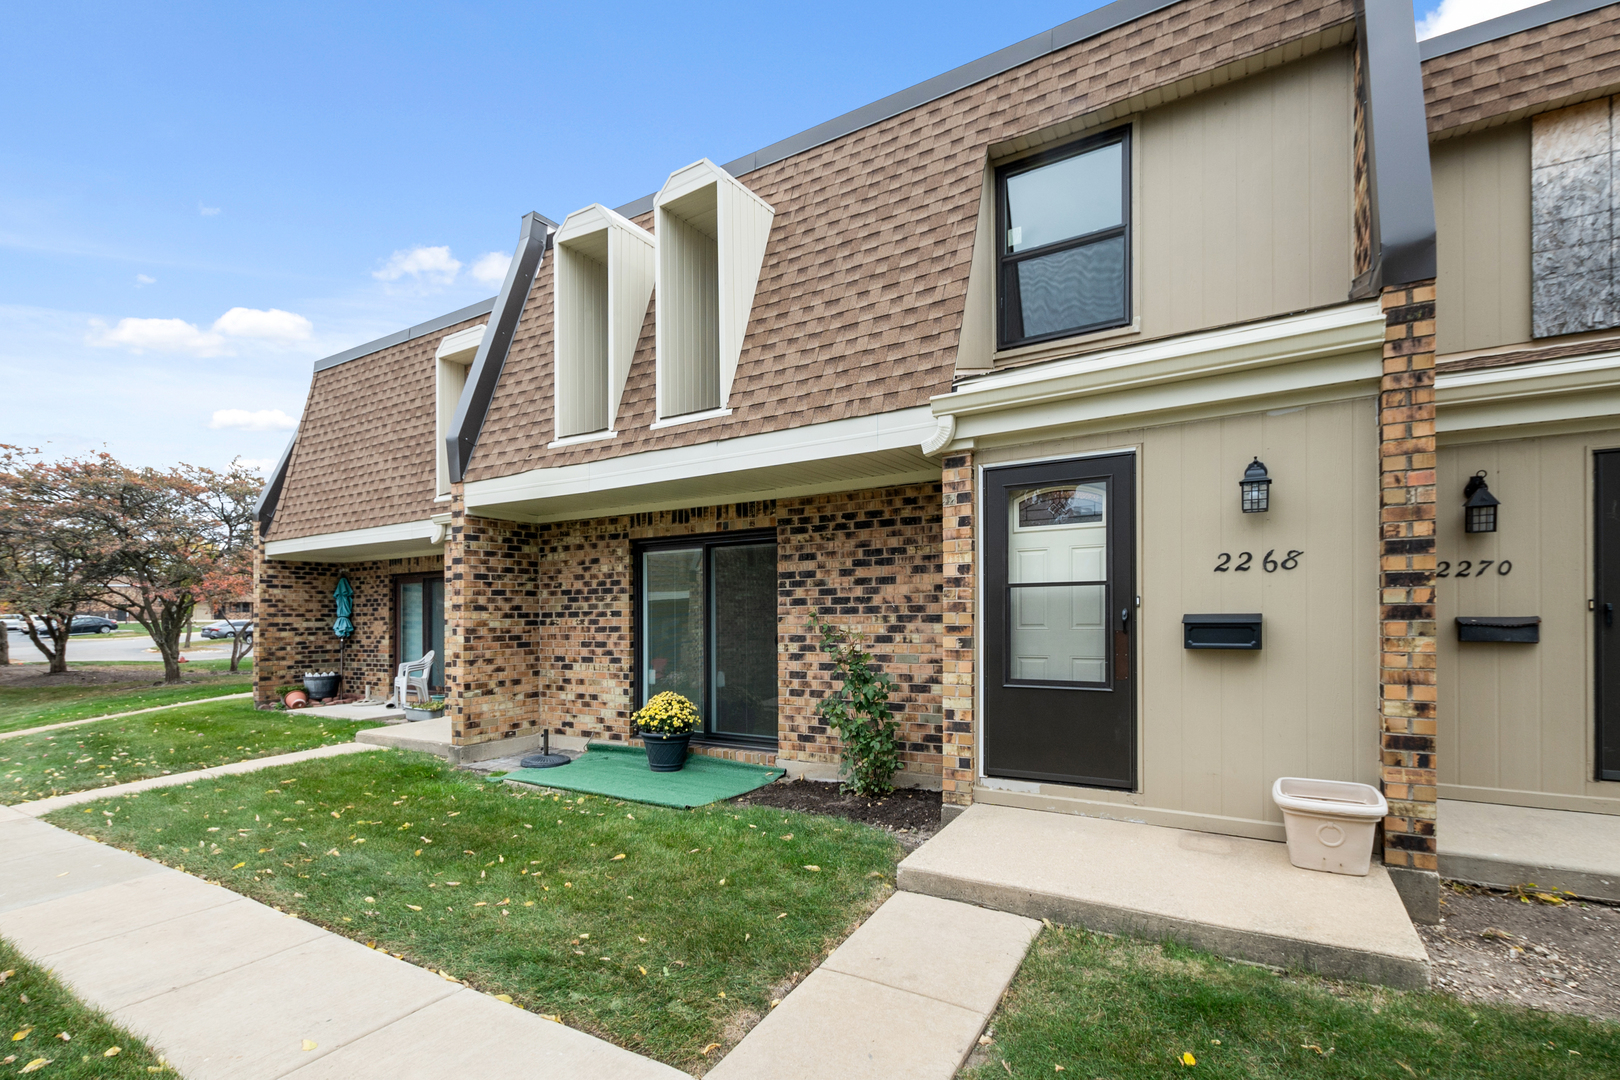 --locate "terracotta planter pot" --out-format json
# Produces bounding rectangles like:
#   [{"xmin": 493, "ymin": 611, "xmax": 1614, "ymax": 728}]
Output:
[{"xmin": 283, "ymin": 690, "xmax": 308, "ymax": 708}]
